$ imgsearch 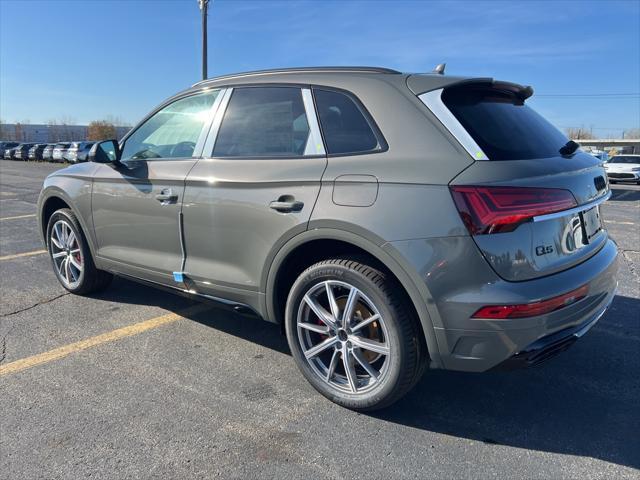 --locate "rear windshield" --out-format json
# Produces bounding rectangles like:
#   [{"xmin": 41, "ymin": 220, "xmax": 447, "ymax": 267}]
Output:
[
  {"xmin": 609, "ymin": 156, "xmax": 640, "ymax": 164},
  {"xmin": 442, "ymin": 87, "xmax": 568, "ymax": 161}
]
